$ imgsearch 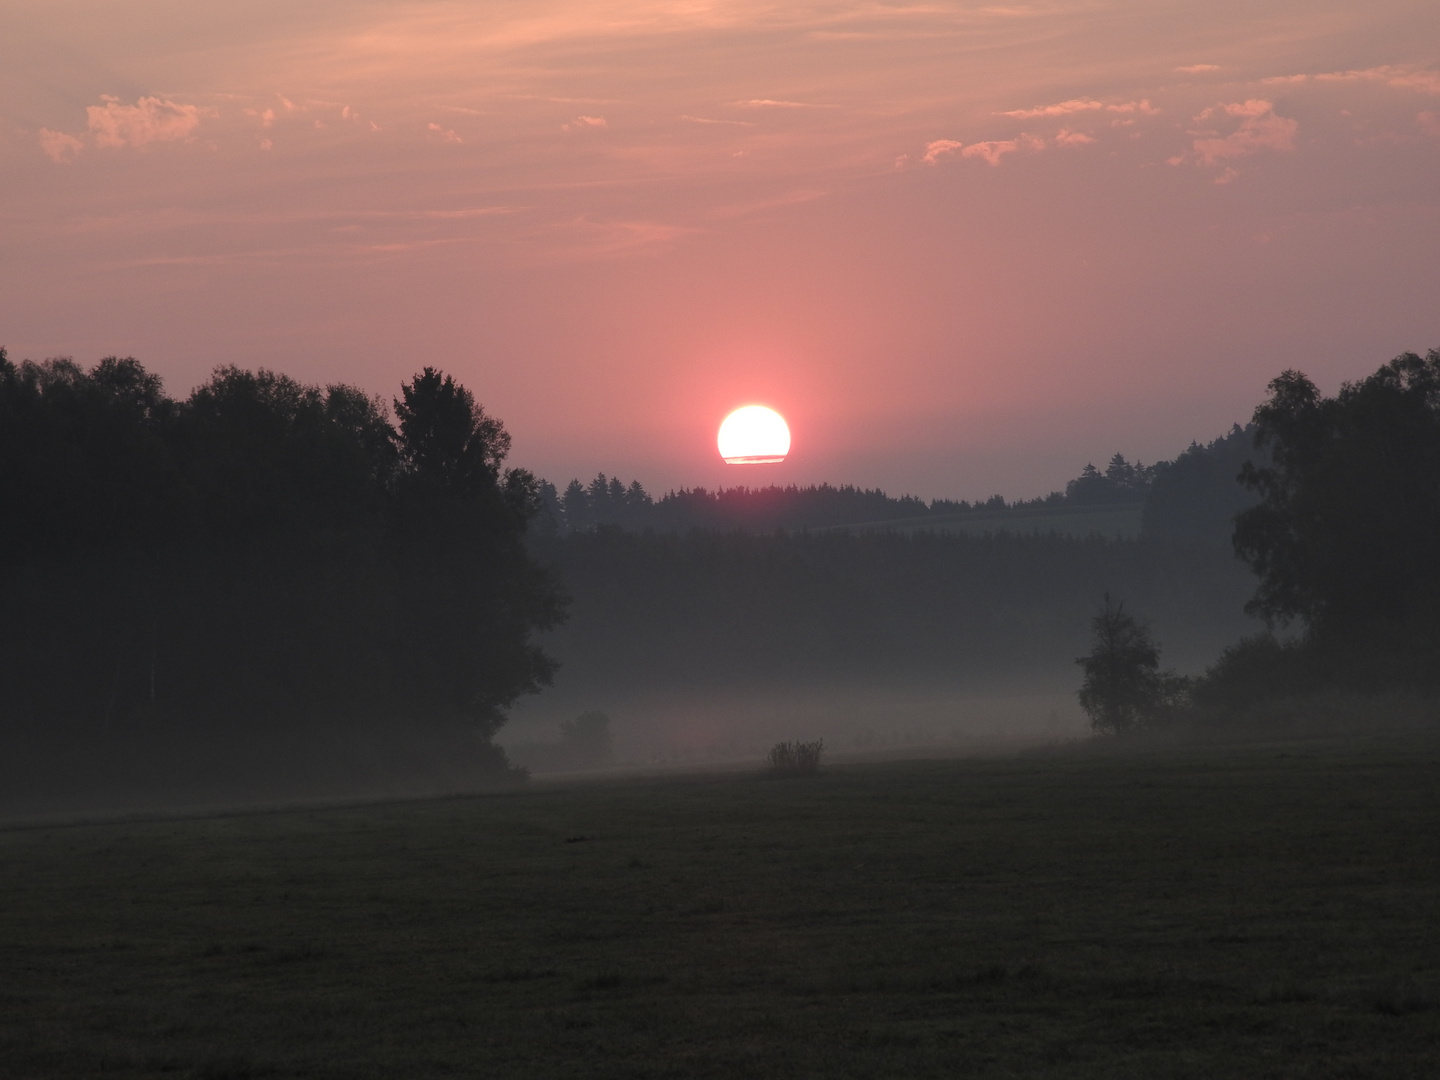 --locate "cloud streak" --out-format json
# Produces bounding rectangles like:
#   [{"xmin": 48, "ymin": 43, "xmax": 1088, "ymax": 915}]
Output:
[{"xmin": 1001, "ymin": 99, "xmax": 1156, "ymax": 119}]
